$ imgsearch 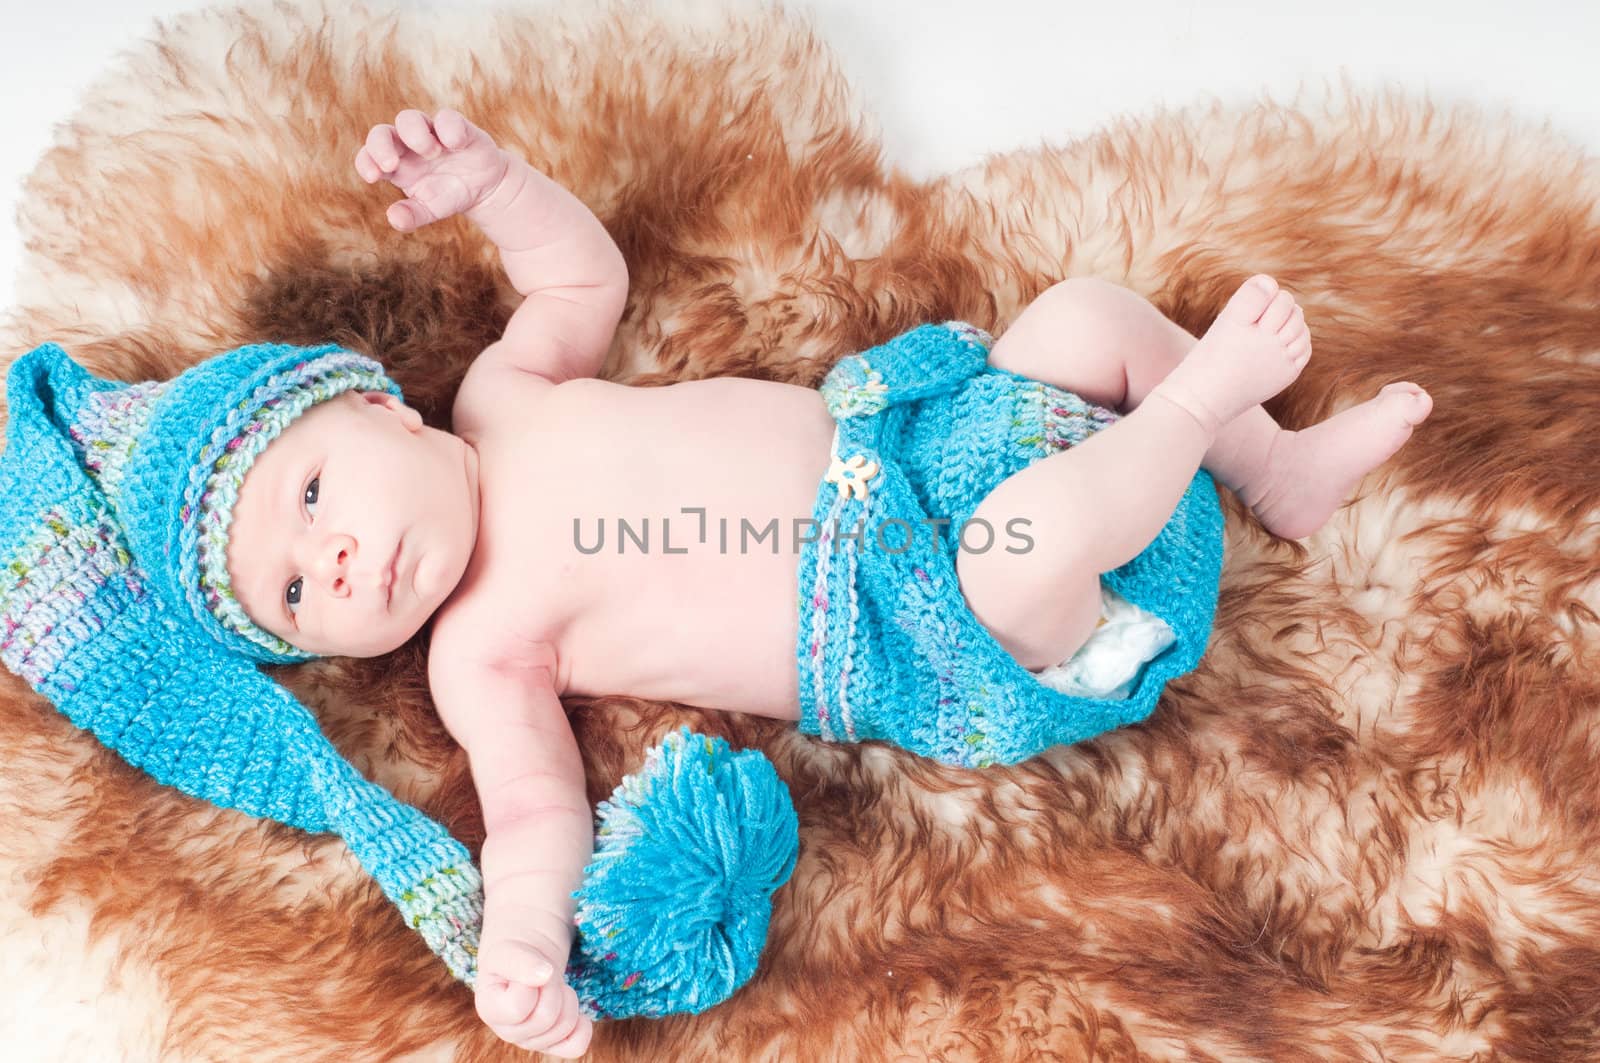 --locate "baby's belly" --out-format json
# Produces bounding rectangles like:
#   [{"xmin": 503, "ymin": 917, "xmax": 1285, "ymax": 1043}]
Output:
[
  {"xmin": 563, "ymin": 540, "xmax": 814, "ymax": 717},
  {"xmin": 547, "ymin": 377, "xmax": 838, "ymax": 717}
]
